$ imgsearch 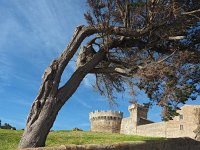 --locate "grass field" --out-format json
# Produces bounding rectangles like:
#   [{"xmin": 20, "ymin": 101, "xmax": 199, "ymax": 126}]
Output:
[{"xmin": 0, "ymin": 129, "xmax": 163, "ymax": 150}]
